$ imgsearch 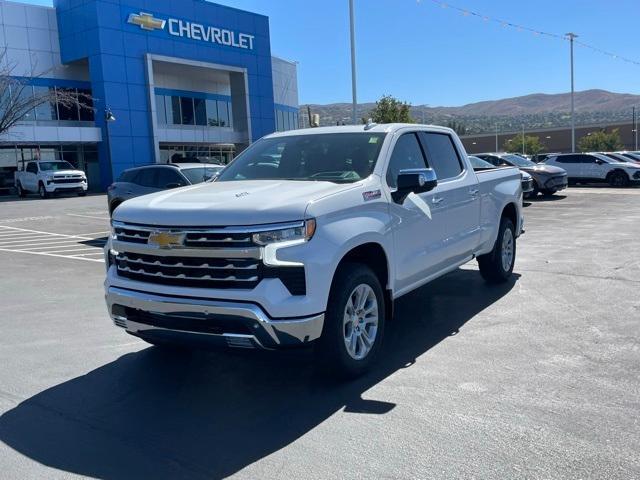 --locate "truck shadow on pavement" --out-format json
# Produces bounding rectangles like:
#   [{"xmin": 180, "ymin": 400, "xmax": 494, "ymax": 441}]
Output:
[{"xmin": 0, "ymin": 268, "xmax": 519, "ymax": 479}]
